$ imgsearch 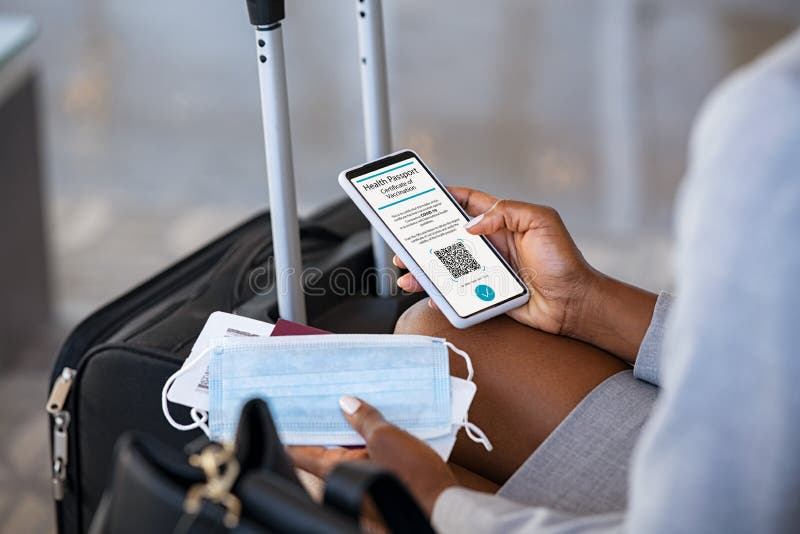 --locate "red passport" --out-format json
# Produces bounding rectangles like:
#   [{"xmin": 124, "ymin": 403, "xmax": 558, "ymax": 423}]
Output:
[{"xmin": 270, "ymin": 318, "xmax": 330, "ymax": 337}]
